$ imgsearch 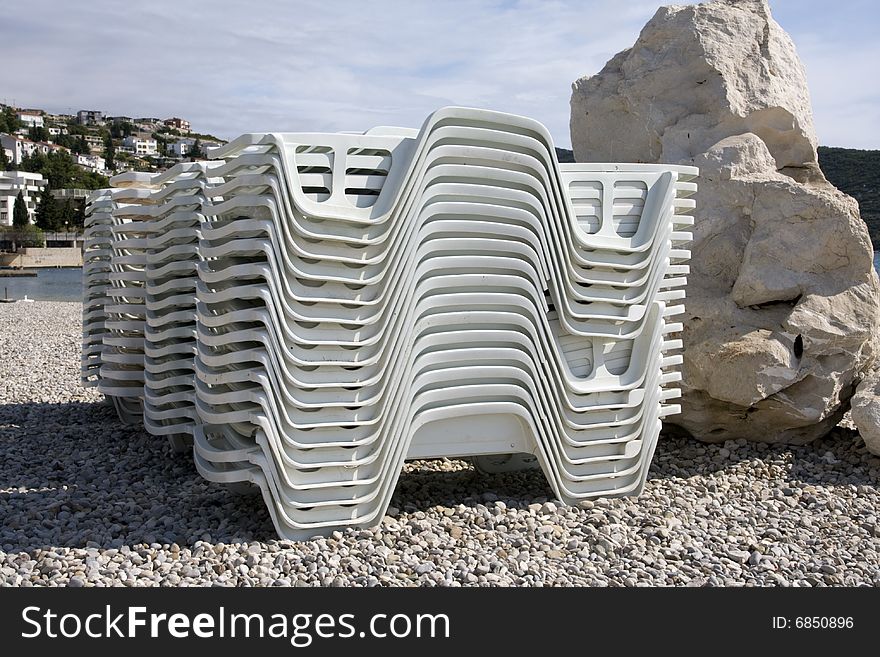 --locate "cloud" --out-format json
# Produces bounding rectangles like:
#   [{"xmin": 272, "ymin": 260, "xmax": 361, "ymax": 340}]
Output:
[{"xmin": 2, "ymin": 0, "xmax": 875, "ymax": 149}]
